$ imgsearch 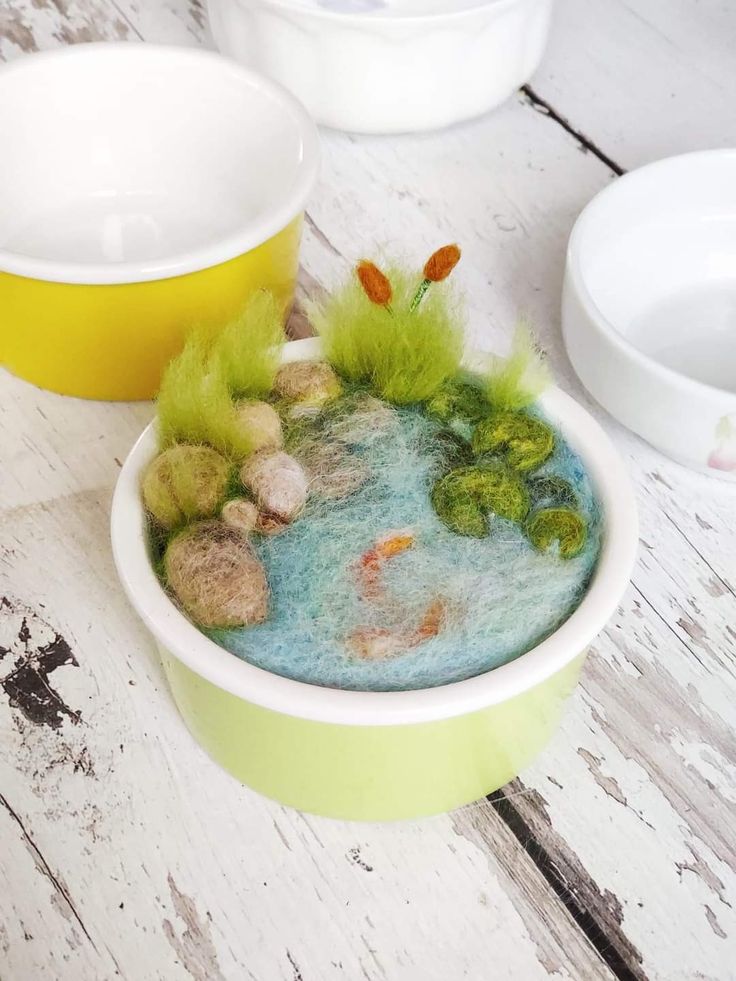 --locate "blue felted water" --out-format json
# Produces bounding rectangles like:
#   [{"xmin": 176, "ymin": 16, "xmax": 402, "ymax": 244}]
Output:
[{"xmin": 210, "ymin": 396, "xmax": 602, "ymax": 692}]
